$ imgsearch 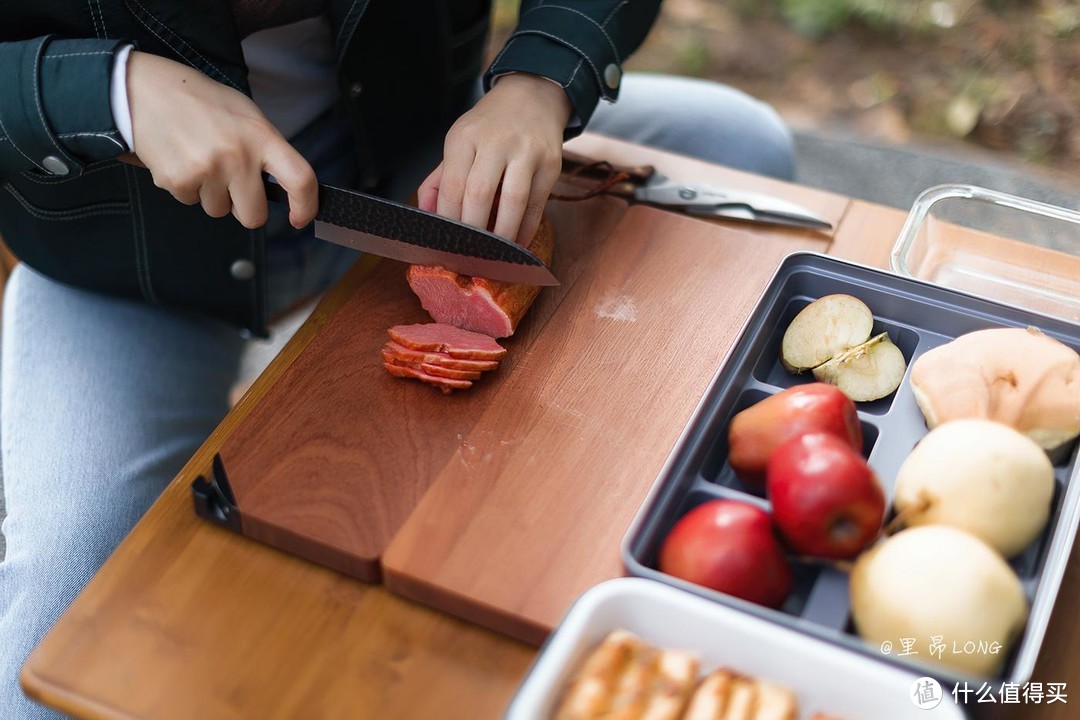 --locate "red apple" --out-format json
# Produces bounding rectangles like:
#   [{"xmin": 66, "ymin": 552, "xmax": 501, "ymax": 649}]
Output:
[
  {"xmin": 728, "ymin": 383, "xmax": 862, "ymax": 488},
  {"xmin": 658, "ymin": 499, "xmax": 793, "ymax": 608},
  {"xmin": 766, "ymin": 432, "xmax": 885, "ymax": 559}
]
